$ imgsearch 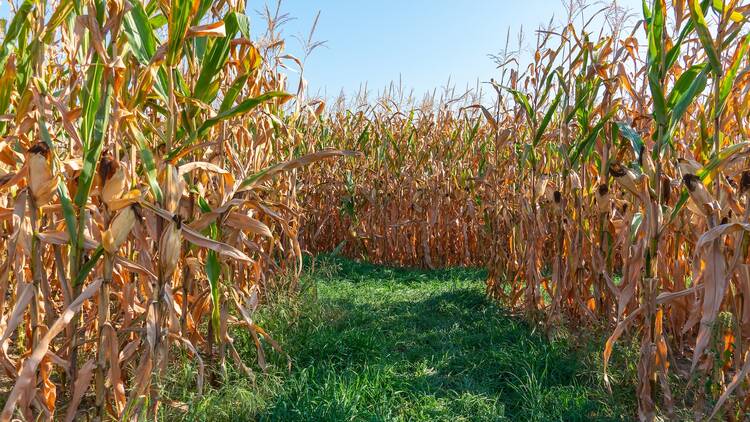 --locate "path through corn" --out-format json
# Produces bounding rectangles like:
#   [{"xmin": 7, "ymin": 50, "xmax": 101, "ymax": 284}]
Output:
[{"xmin": 165, "ymin": 256, "xmax": 635, "ymax": 421}]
